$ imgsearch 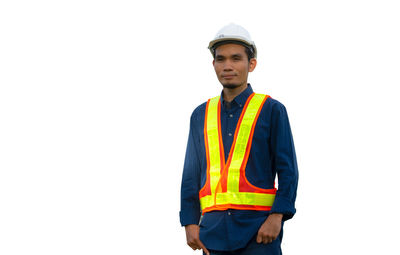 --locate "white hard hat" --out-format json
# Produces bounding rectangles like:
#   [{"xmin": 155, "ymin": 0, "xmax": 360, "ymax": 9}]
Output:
[{"xmin": 208, "ymin": 23, "xmax": 257, "ymax": 58}]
